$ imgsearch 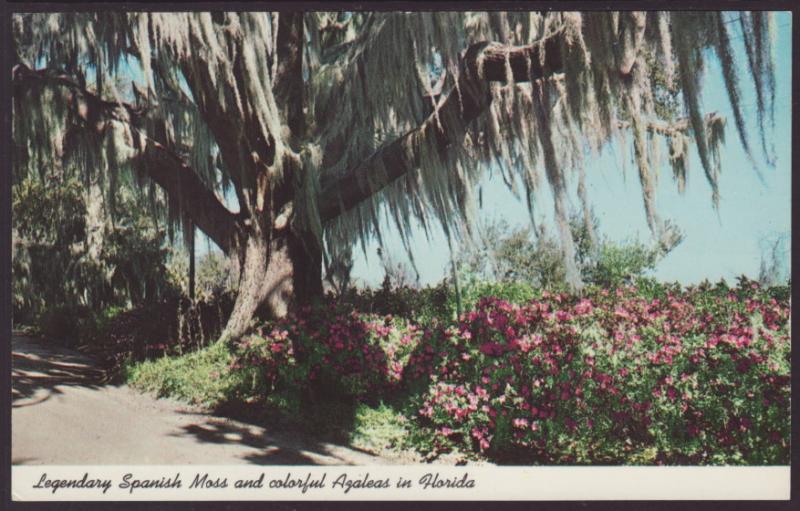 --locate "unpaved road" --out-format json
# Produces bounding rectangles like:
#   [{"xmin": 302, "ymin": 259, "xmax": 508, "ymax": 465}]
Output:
[{"xmin": 12, "ymin": 333, "xmax": 392, "ymax": 465}]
